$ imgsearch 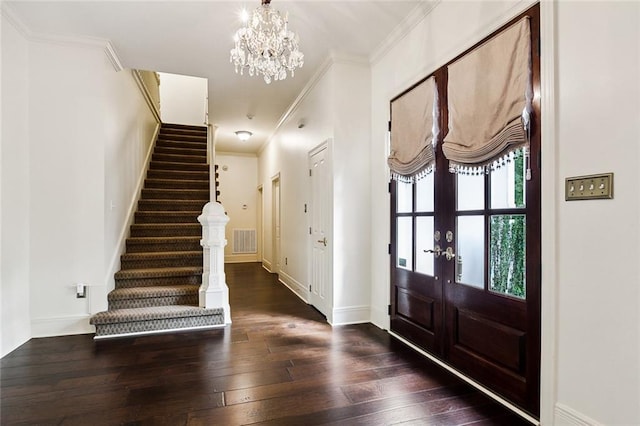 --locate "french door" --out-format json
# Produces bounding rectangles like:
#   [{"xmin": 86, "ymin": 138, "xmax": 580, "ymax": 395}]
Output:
[{"xmin": 390, "ymin": 7, "xmax": 540, "ymax": 416}]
